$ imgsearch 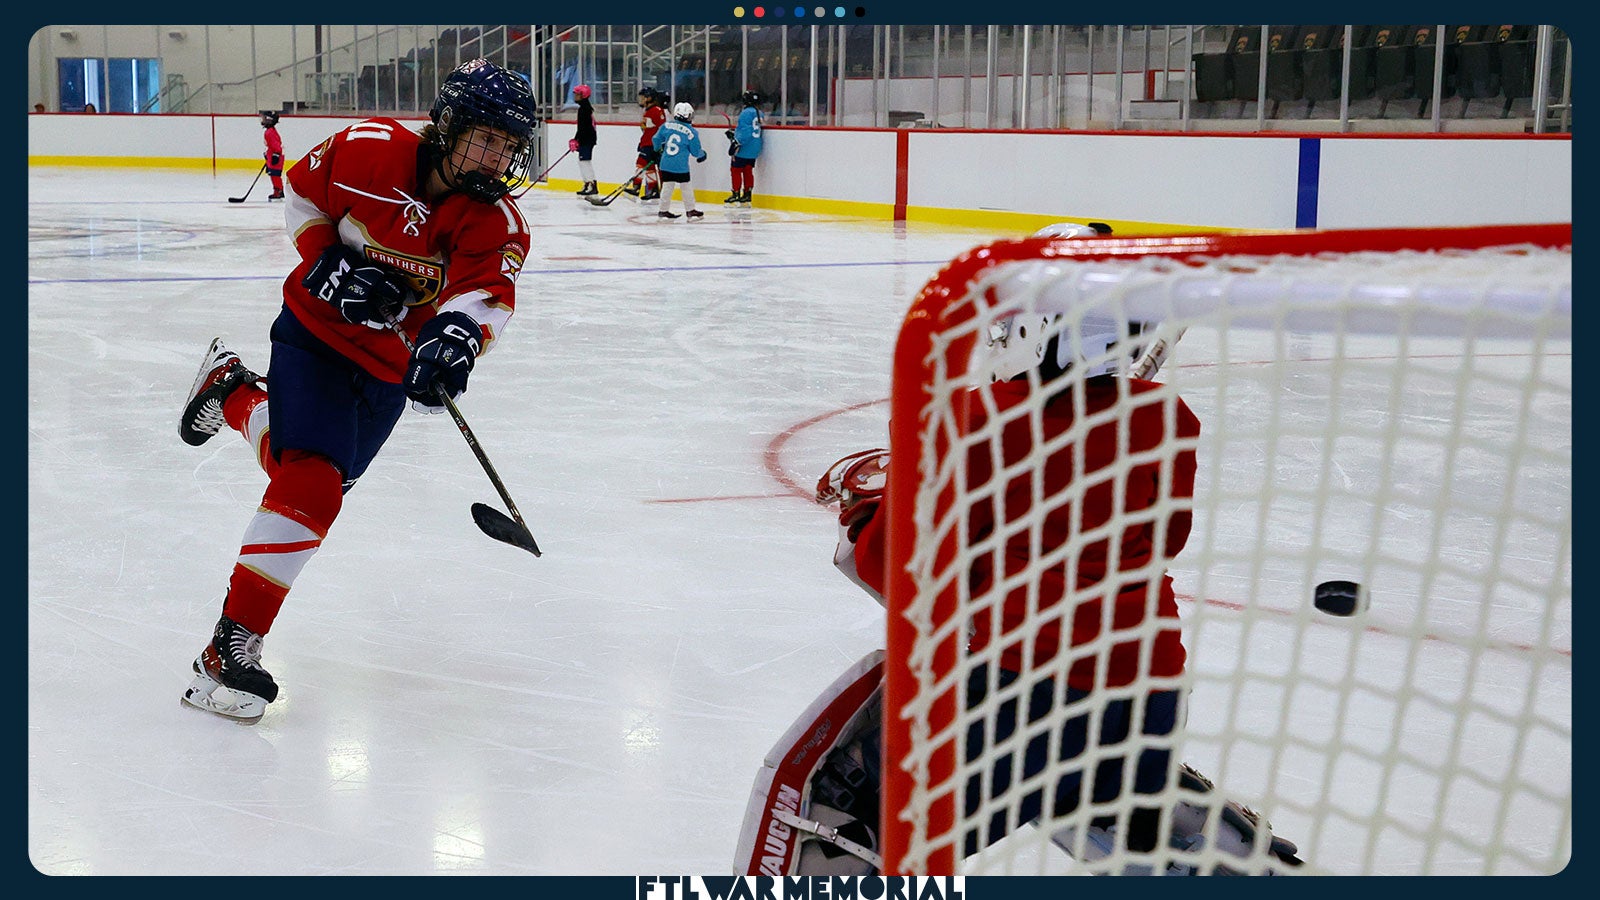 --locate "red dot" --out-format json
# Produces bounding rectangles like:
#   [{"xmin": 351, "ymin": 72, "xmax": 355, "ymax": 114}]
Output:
[{"xmin": 754, "ymin": 6, "xmax": 765, "ymax": 15}]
